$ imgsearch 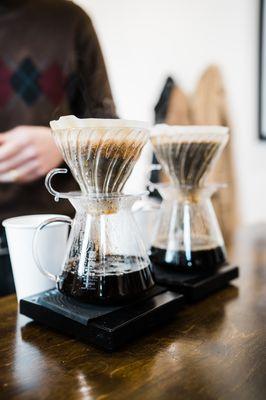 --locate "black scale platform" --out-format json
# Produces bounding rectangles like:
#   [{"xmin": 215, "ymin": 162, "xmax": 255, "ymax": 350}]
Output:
[
  {"xmin": 20, "ymin": 286, "xmax": 184, "ymax": 351},
  {"xmin": 152, "ymin": 264, "xmax": 239, "ymax": 302},
  {"xmin": 20, "ymin": 265, "xmax": 239, "ymax": 351}
]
